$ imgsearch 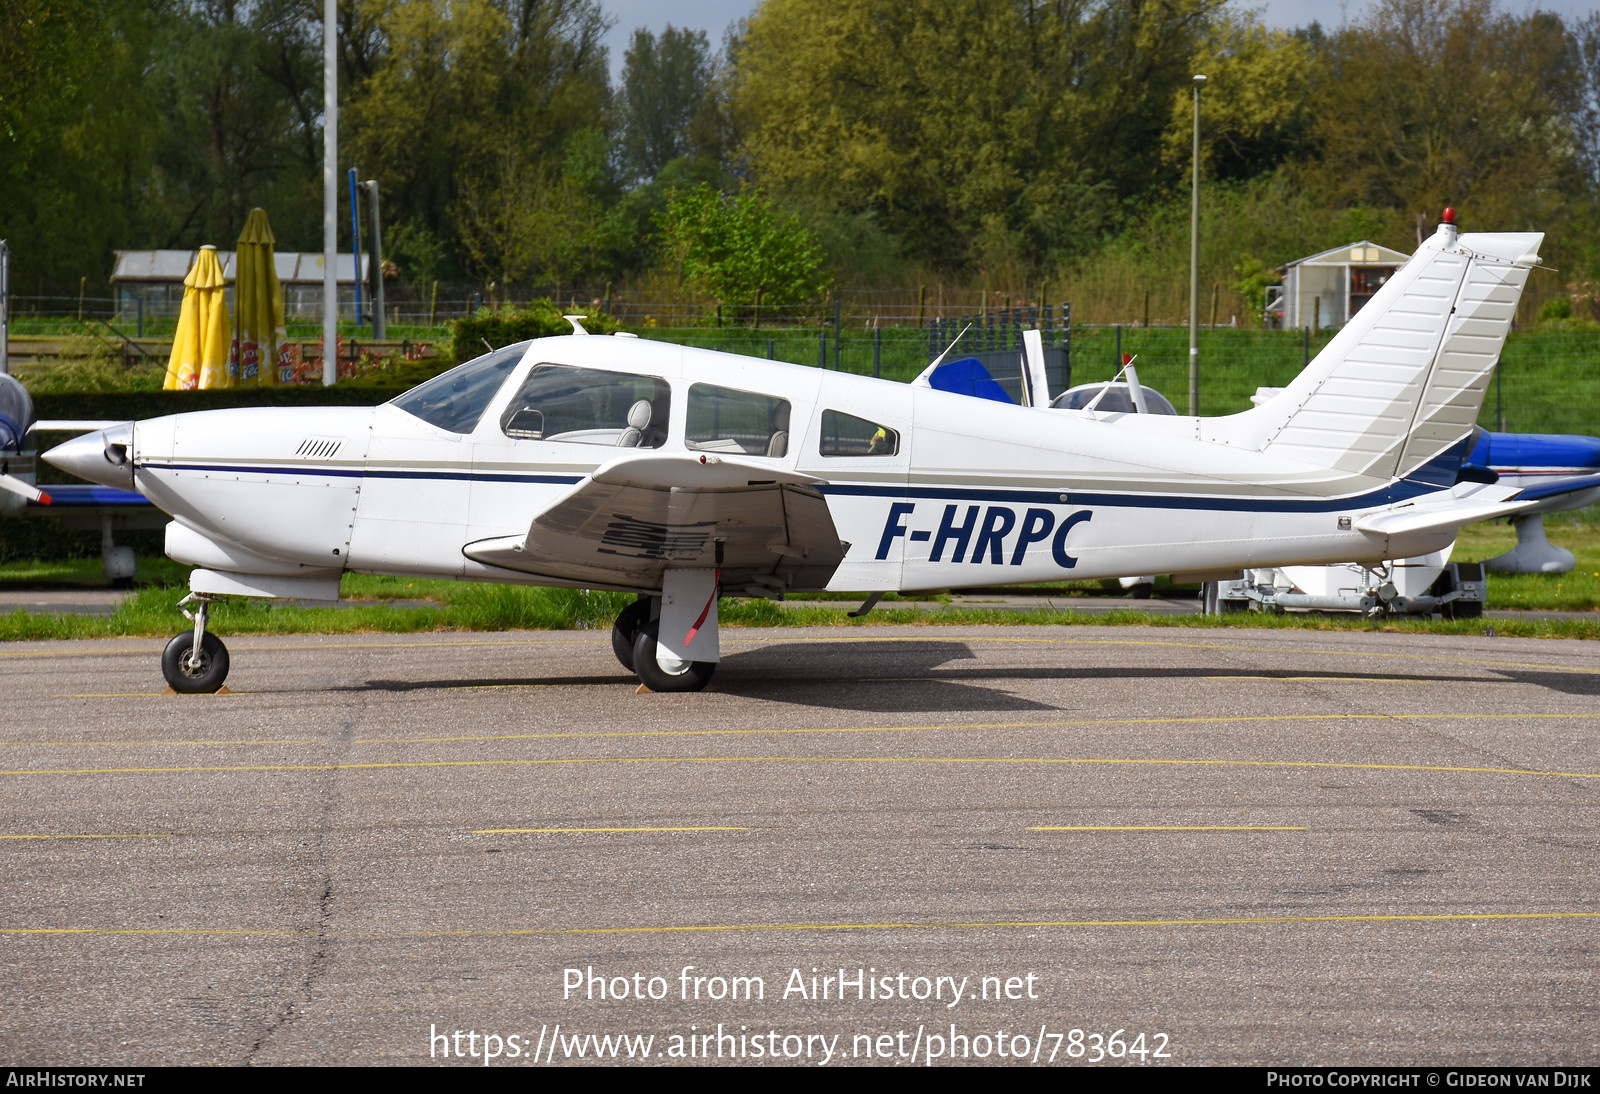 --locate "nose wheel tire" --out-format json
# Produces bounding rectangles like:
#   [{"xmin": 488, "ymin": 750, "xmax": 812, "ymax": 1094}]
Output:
[
  {"xmin": 161, "ymin": 631, "xmax": 230, "ymax": 693},
  {"xmin": 611, "ymin": 598, "xmax": 650, "ymax": 672},
  {"xmin": 632, "ymin": 618, "xmax": 716, "ymax": 693}
]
